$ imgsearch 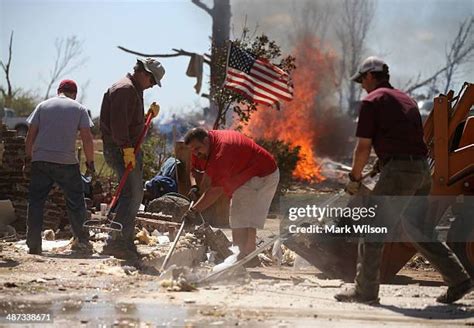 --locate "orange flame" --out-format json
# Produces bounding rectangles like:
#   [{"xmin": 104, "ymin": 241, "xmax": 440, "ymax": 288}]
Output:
[{"xmin": 243, "ymin": 37, "xmax": 336, "ymax": 183}]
